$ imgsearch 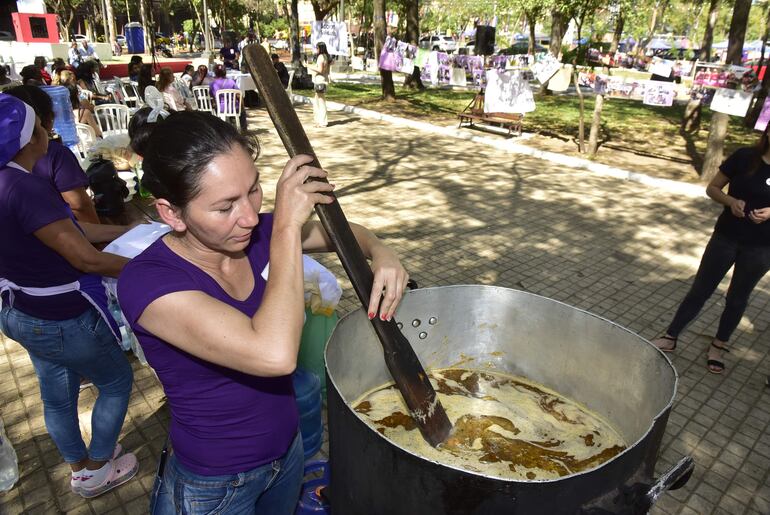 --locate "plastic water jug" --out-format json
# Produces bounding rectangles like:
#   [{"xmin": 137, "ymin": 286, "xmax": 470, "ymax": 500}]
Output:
[
  {"xmin": 292, "ymin": 368, "xmax": 323, "ymax": 461},
  {"xmin": 41, "ymin": 86, "xmax": 78, "ymax": 148},
  {"xmin": 0, "ymin": 419, "xmax": 18, "ymax": 492}
]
